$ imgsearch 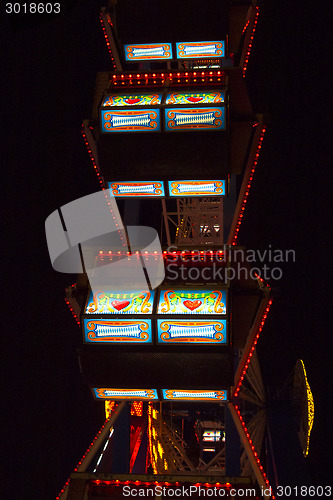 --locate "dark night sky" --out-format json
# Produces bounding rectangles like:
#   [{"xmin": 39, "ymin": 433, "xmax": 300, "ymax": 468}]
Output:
[{"xmin": 1, "ymin": 1, "xmax": 331, "ymax": 498}]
